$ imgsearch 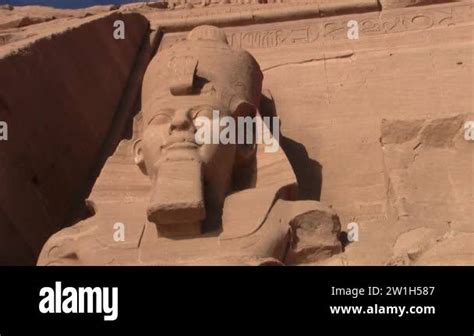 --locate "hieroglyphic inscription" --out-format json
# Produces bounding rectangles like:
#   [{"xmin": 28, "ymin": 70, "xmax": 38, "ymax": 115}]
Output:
[
  {"xmin": 168, "ymin": 0, "xmax": 275, "ymax": 7},
  {"xmin": 158, "ymin": 3, "xmax": 473, "ymax": 51},
  {"xmin": 228, "ymin": 25, "xmax": 320, "ymax": 49}
]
